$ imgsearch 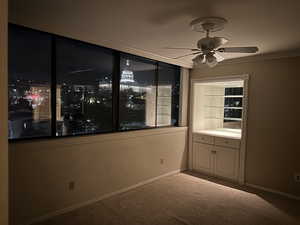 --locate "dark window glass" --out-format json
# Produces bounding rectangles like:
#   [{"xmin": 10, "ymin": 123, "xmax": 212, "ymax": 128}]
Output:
[
  {"xmin": 8, "ymin": 25, "xmax": 181, "ymax": 141},
  {"xmin": 224, "ymin": 97, "xmax": 243, "ymax": 107},
  {"xmin": 157, "ymin": 63, "xmax": 180, "ymax": 126},
  {"xmin": 119, "ymin": 54, "xmax": 157, "ymax": 130},
  {"xmin": 8, "ymin": 25, "xmax": 52, "ymax": 139},
  {"xmin": 225, "ymin": 87, "xmax": 243, "ymax": 96},
  {"xmin": 56, "ymin": 38, "xmax": 113, "ymax": 136},
  {"xmin": 224, "ymin": 87, "xmax": 243, "ymax": 128},
  {"xmin": 224, "ymin": 108, "xmax": 242, "ymax": 119}
]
